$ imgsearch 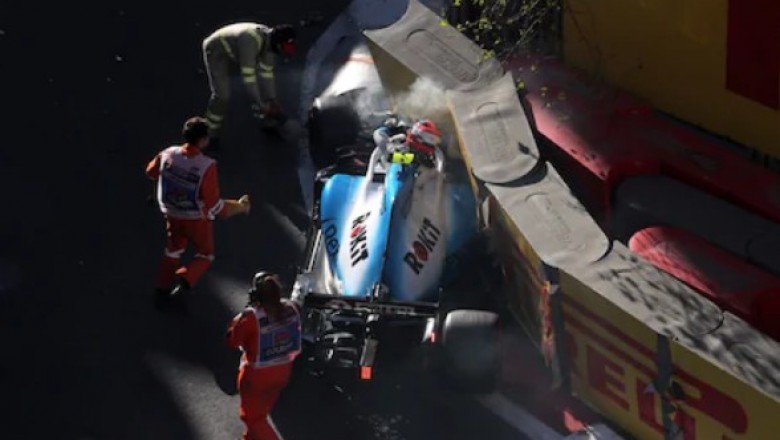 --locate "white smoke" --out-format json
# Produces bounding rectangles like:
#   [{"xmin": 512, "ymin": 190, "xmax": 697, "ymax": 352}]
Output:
[
  {"xmin": 352, "ymin": 81, "xmax": 390, "ymax": 126},
  {"xmin": 345, "ymin": 75, "xmax": 456, "ymax": 156},
  {"xmin": 393, "ymin": 76, "xmax": 449, "ymax": 125},
  {"xmin": 393, "ymin": 77, "xmax": 457, "ymax": 156},
  {"xmin": 350, "ymin": 76, "xmax": 450, "ymax": 134}
]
